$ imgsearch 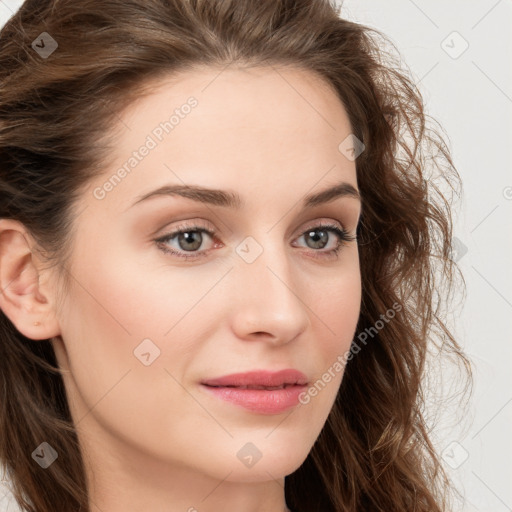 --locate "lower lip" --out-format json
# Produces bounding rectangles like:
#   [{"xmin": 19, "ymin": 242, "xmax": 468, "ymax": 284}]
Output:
[{"xmin": 200, "ymin": 384, "xmax": 308, "ymax": 414}]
